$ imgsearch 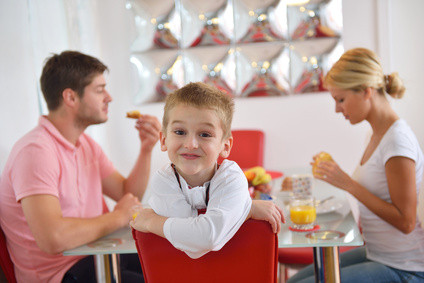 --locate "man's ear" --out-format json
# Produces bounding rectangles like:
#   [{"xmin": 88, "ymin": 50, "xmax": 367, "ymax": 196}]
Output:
[
  {"xmin": 220, "ymin": 136, "xmax": 233, "ymax": 159},
  {"xmin": 159, "ymin": 131, "xmax": 167, "ymax": 152},
  {"xmin": 62, "ymin": 88, "xmax": 79, "ymax": 107}
]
